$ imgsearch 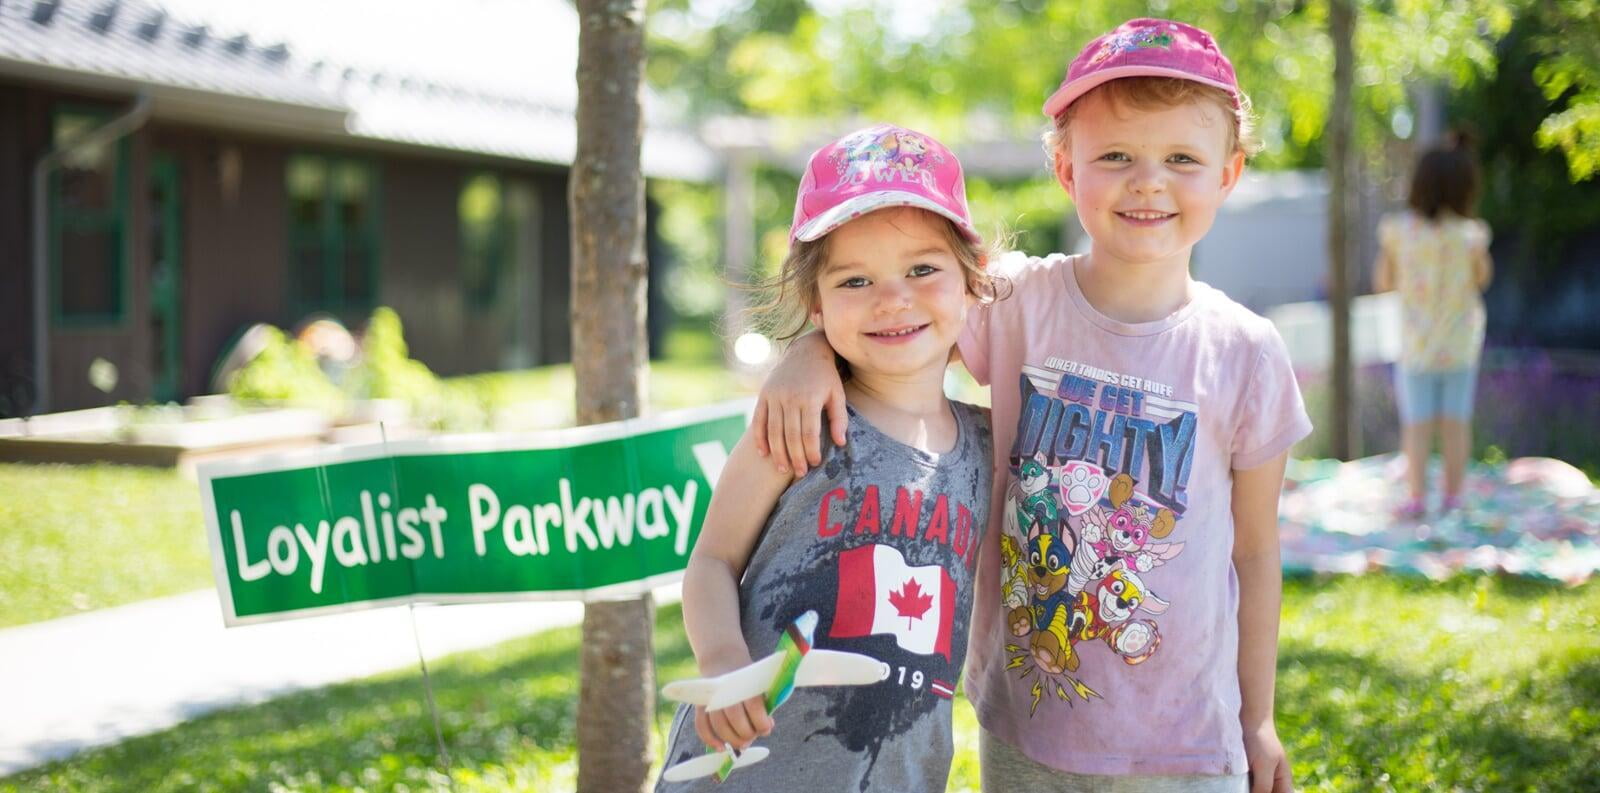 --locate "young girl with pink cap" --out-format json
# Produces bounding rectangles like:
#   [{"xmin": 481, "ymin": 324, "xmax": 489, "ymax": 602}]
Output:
[
  {"xmin": 754, "ymin": 19, "xmax": 1310, "ymax": 793},
  {"xmin": 657, "ymin": 123, "xmax": 1004, "ymax": 792}
]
